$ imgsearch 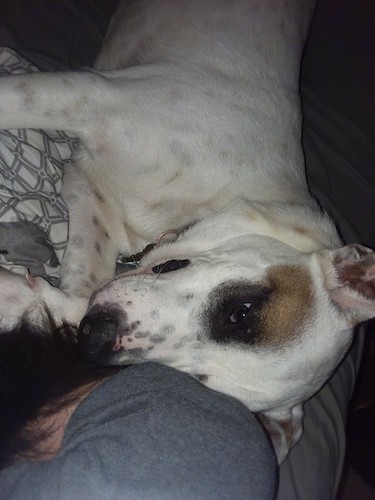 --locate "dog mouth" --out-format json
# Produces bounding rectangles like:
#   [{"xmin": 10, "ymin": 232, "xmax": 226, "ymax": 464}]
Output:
[{"xmin": 77, "ymin": 304, "xmax": 148, "ymax": 365}]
